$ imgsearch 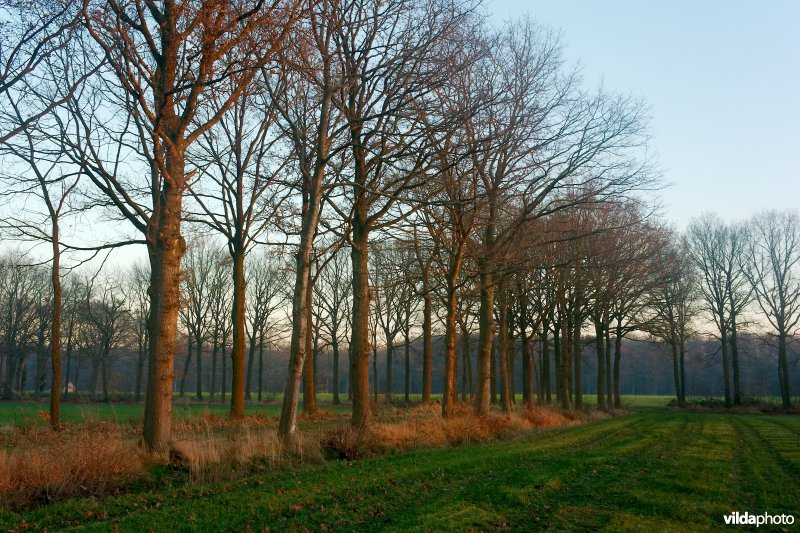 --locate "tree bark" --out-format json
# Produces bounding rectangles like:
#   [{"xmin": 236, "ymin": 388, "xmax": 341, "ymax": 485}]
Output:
[
  {"xmin": 442, "ymin": 280, "xmax": 458, "ymax": 417},
  {"xmin": 349, "ymin": 222, "xmax": 372, "ymax": 429},
  {"xmin": 303, "ymin": 268, "xmax": 316, "ymax": 414},
  {"xmin": 594, "ymin": 320, "xmax": 606, "ymax": 410},
  {"xmin": 475, "ymin": 266, "xmax": 495, "ymax": 415},
  {"xmin": 49, "ymin": 220, "xmax": 62, "ymax": 428},
  {"xmin": 421, "ymin": 266, "xmax": 432, "ymax": 403},
  {"xmin": 142, "ymin": 173, "xmax": 187, "ymax": 459},
  {"xmin": 230, "ymin": 246, "xmax": 246, "ymax": 418}
]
